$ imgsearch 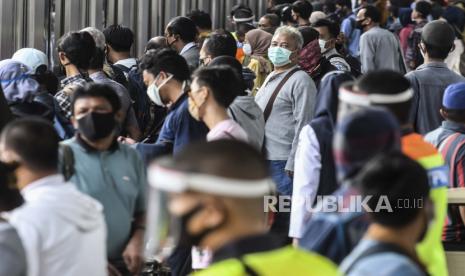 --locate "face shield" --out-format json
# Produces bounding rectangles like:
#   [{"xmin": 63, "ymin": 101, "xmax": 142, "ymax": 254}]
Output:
[{"xmin": 144, "ymin": 157, "xmax": 276, "ymax": 262}]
